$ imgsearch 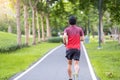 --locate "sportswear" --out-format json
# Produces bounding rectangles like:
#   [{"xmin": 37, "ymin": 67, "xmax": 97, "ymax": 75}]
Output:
[{"xmin": 64, "ymin": 25, "xmax": 84, "ymax": 50}]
